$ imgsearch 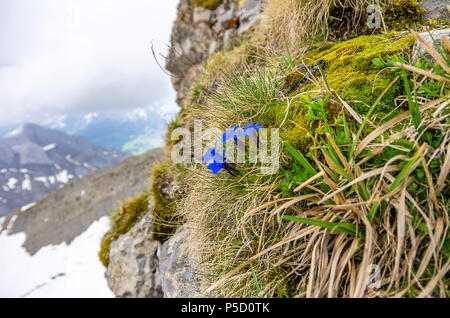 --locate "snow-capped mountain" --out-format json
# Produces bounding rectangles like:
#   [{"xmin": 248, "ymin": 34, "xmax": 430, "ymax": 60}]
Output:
[
  {"xmin": 40, "ymin": 107, "xmax": 177, "ymax": 154},
  {"xmin": 0, "ymin": 147, "xmax": 163, "ymax": 297},
  {"xmin": 0, "ymin": 123, "xmax": 129, "ymax": 216}
]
